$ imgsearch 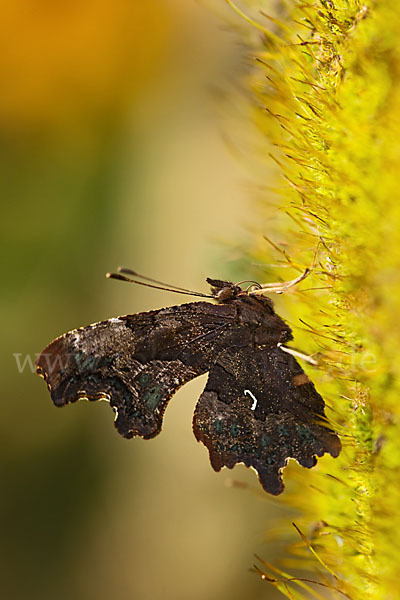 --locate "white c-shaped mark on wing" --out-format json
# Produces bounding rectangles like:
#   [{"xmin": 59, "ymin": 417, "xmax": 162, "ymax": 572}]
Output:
[{"xmin": 244, "ymin": 389, "xmax": 258, "ymax": 411}]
